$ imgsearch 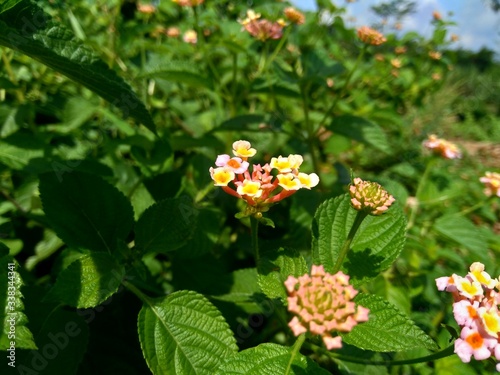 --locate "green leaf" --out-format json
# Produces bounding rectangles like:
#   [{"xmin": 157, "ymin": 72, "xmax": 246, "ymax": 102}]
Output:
[
  {"xmin": 215, "ymin": 343, "xmax": 330, "ymax": 375},
  {"xmin": 140, "ymin": 69, "xmax": 213, "ymax": 89},
  {"xmin": 329, "ymin": 115, "xmax": 392, "ymax": 154},
  {"xmin": 135, "ymin": 197, "xmax": 198, "ymax": 255},
  {"xmin": 215, "ymin": 114, "xmax": 266, "ymax": 132},
  {"xmin": 311, "ymin": 195, "xmax": 406, "ymax": 286},
  {"xmin": 25, "ymin": 229, "xmax": 64, "ymax": 271},
  {"xmin": 0, "ymin": 0, "xmax": 156, "ymax": 135},
  {"xmin": 0, "ymin": 249, "xmax": 37, "ymax": 350},
  {"xmin": 138, "ymin": 290, "xmax": 238, "ymax": 375},
  {"xmin": 45, "ymin": 253, "xmax": 125, "ymax": 308},
  {"xmin": 433, "ymin": 214, "xmax": 488, "ymax": 253},
  {"xmin": 257, "ymin": 247, "xmax": 308, "ymax": 302},
  {"xmin": 0, "ymin": 0, "xmax": 22, "ymax": 14},
  {"xmin": 341, "ymin": 294, "xmax": 438, "ymax": 352},
  {"xmin": 39, "ymin": 170, "xmax": 134, "ymax": 253},
  {"xmin": 175, "ymin": 207, "xmax": 222, "ymax": 259}
]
